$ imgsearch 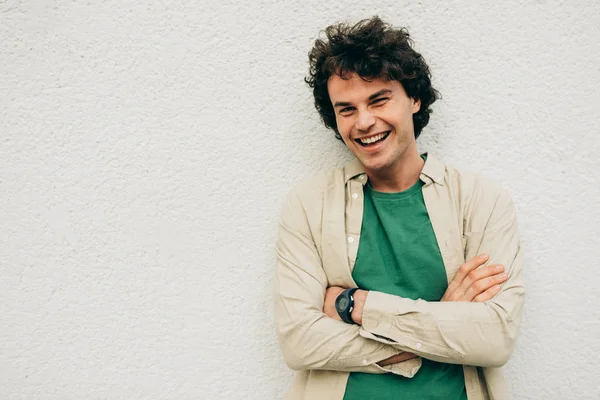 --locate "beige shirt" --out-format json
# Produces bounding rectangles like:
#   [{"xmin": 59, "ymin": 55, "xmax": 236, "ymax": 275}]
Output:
[{"xmin": 274, "ymin": 153, "xmax": 525, "ymax": 400}]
